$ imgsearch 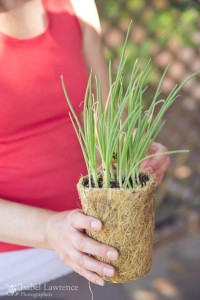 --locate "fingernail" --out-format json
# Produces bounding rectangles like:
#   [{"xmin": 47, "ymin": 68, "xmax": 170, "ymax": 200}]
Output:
[
  {"xmin": 96, "ymin": 279, "xmax": 104, "ymax": 286},
  {"xmin": 144, "ymin": 167, "xmax": 153, "ymax": 174},
  {"xmin": 103, "ymin": 266, "xmax": 114, "ymax": 277},
  {"xmin": 107, "ymin": 250, "xmax": 118, "ymax": 260},
  {"xmin": 91, "ymin": 220, "xmax": 101, "ymax": 230}
]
